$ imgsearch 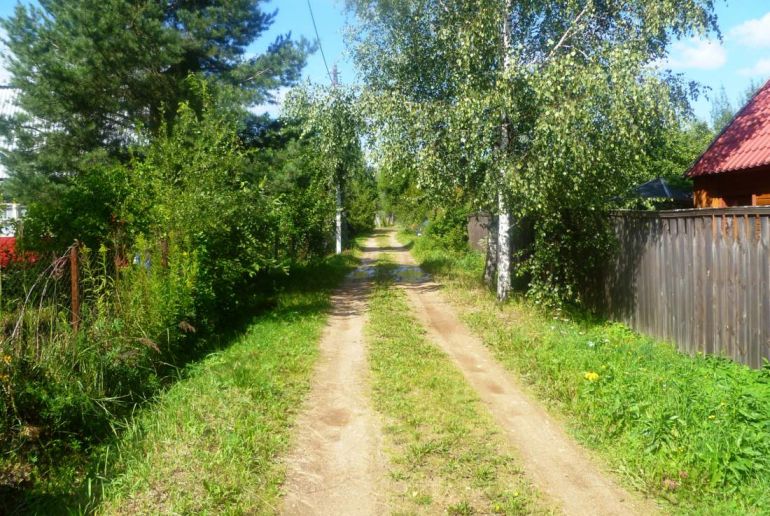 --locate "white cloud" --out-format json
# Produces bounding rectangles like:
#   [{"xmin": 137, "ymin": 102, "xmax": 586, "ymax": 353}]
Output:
[
  {"xmin": 250, "ymin": 86, "xmax": 291, "ymax": 118},
  {"xmin": 738, "ymin": 57, "xmax": 770, "ymax": 78},
  {"xmin": 730, "ymin": 12, "xmax": 770, "ymax": 48},
  {"xmin": 664, "ymin": 38, "xmax": 727, "ymax": 71}
]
